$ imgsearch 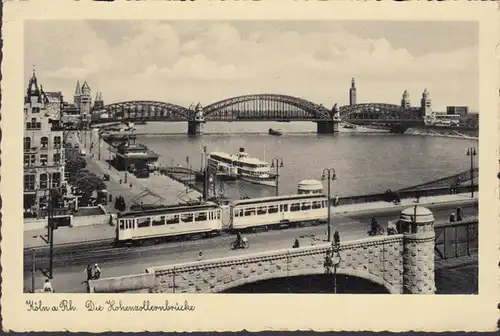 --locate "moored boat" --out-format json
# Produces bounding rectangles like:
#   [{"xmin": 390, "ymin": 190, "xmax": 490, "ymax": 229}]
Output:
[
  {"xmin": 268, "ymin": 128, "xmax": 283, "ymax": 136},
  {"xmin": 207, "ymin": 148, "xmax": 278, "ymax": 187}
]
